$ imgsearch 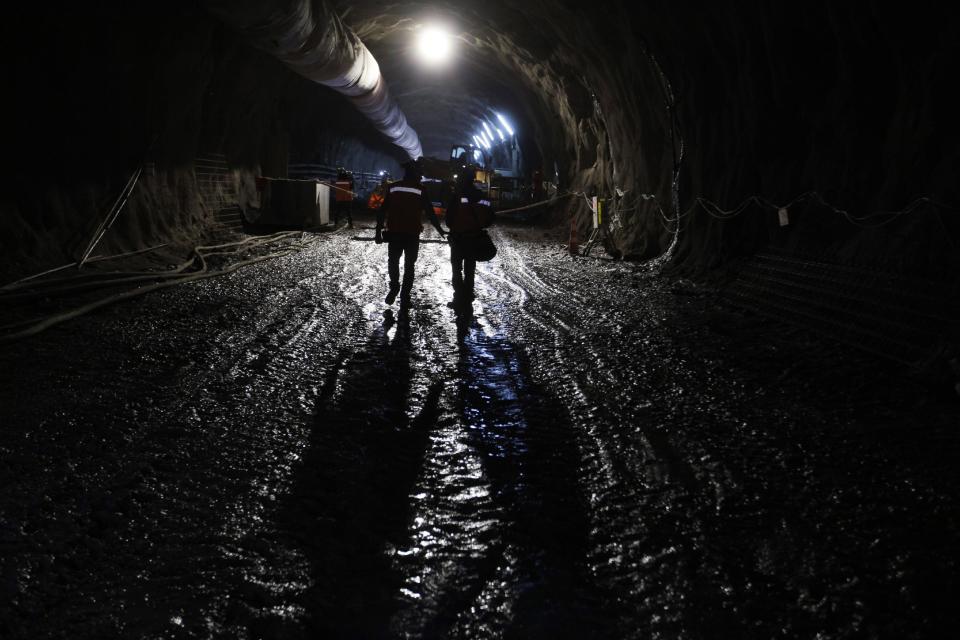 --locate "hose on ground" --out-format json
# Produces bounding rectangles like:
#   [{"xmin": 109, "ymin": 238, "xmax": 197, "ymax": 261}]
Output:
[
  {"xmin": 0, "ymin": 243, "xmax": 171, "ymax": 291},
  {"xmin": 0, "ymin": 232, "xmax": 307, "ymax": 343},
  {"xmin": 1, "ymin": 232, "xmax": 299, "ymax": 296}
]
